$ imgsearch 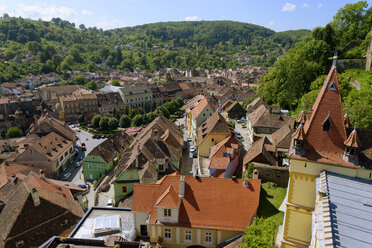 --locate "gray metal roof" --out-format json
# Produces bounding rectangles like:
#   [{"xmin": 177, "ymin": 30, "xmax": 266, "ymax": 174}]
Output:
[{"xmin": 324, "ymin": 171, "xmax": 372, "ymax": 248}]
